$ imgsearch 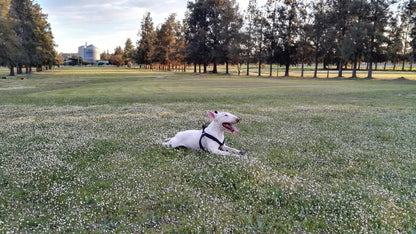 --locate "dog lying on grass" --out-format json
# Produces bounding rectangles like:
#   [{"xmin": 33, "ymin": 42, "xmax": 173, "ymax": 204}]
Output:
[{"xmin": 163, "ymin": 111, "xmax": 245, "ymax": 156}]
